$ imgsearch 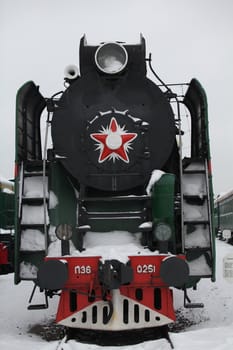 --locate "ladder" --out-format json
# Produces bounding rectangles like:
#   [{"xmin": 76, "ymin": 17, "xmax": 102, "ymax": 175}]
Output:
[
  {"xmin": 182, "ymin": 158, "xmax": 213, "ymax": 277},
  {"xmin": 77, "ymin": 184, "xmax": 152, "ymax": 250},
  {"xmin": 16, "ymin": 160, "xmax": 49, "ymax": 282}
]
